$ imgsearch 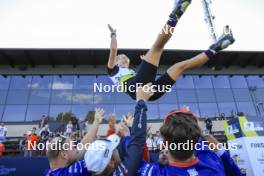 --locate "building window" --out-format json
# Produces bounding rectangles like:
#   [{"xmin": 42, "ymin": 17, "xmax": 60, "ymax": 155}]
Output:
[
  {"xmin": 177, "ymin": 89, "xmax": 197, "ymax": 103},
  {"xmin": 74, "ymin": 76, "xmax": 96, "ymax": 89},
  {"xmin": 3, "ymin": 105, "xmax": 27, "ymax": 122},
  {"xmin": 215, "ymin": 89, "xmax": 235, "ymax": 102},
  {"xmin": 52, "ymin": 76, "xmax": 74, "ymax": 90},
  {"xmin": 255, "ymin": 89, "xmax": 264, "ymax": 102},
  {"xmin": 193, "ymin": 76, "xmax": 213, "ymax": 88},
  {"xmin": 236, "ymin": 102, "xmax": 257, "ymax": 116},
  {"xmin": 26, "ymin": 105, "xmax": 49, "ymax": 121},
  {"xmin": 0, "ymin": 76, "xmax": 10, "ymax": 90},
  {"xmin": 230, "ymin": 76, "xmax": 248, "ymax": 88},
  {"xmin": 0, "ymin": 91, "xmax": 8, "ymax": 104},
  {"xmin": 196, "ymin": 89, "xmax": 216, "ymax": 102},
  {"xmin": 72, "ymin": 90, "xmax": 94, "ymax": 105},
  {"xmin": 29, "ymin": 90, "xmax": 51, "ymax": 104},
  {"xmin": 6, "ymin": 90, "xmax": 29, "ymax": 105},
  {"xmin": 10, "ymin": 76, "xmax": 32, "ymax": 90},
  {"xmin": 113, "ymin": 92, "xmax": 134, "ymax": 104},
  {"xmin": 71, "ymin": 105, "xmax": 93, "ymax": 120},
  {"xmin": 51, "ymin": 90, "xmax": 72, "ymax": 105},
  {"xmin": 175, "ymin": 76, "xmax": 194, "ymax": 89},
  {"xmin": 94, "ymin": 92, "xmax": 114, "ymax": 104},
  {"xmin": 246, "ymin": 76, "xmax": 264, "ymax": 88},
  {"xmin": 199, "ymin": 103, "xmax": 219, "ymax": 118},
  {"xmin": 96, "ymin": 75, "xmax": 114, "ymax": 86},
  {"xmin": 158, "ymin": 90, "xmax": 178, "ymax": 104},
  {"xmin": 232, "ymin": 89, "xmax": 252, "ymax": 102},
  {"xmin": 211, "ymin": 76, "xmax": 231, "ymax": 88},
  {"xmin": 49, "ymin": 105, "xmax": 71, "ymax": 119},
  {"xmin": 145, "ymin": 104, "xmax": 159, "ymax": 119},
  {"xmin": 218, "ymin": 102, "xmax": 237, "ymax": 117},
  {"xmin": 31, "ymin": 76, "xmax": 53, "ymax": 89},
  {"xmin": 0, "ymin": 106, "xmax": 4, "ymax": 121}
]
